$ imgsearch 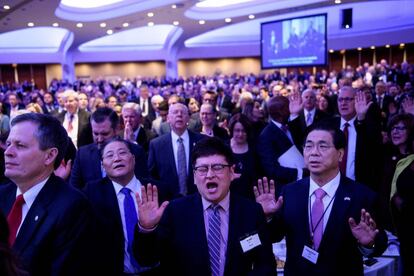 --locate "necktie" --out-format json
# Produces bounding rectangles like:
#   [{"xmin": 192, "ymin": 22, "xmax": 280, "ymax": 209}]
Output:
[
  {"xmin": 177, "ymin": 137, "xmax": 187, "ymax": 196},
  {"xmin": 142, "ymin": 101, "xmax": 147, "ymax": 115},
  {"xmin": 311, "ymin": 188, "xmax": 327, "ymax": 250},
  {"xmin": 68, "ymin": 114, "xmax": 74, "ymax": 133},
  {"xmin": 7, "ymin": 194, "xmax": 25, "ymax": 245},
  {"xmin": 339, "ymin": 122, "xmax": 349, "ymax": 175},
  {"xmin": 306, "ymin": 112, "xmax": 313, "ymax": 126},
  {"xmin": 208, "ymin": 205, "xmax": 221, "ymax": 276},
  {"xmin": 120, "ymin": 188, "xmax": 140, "ymax": 269}
]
